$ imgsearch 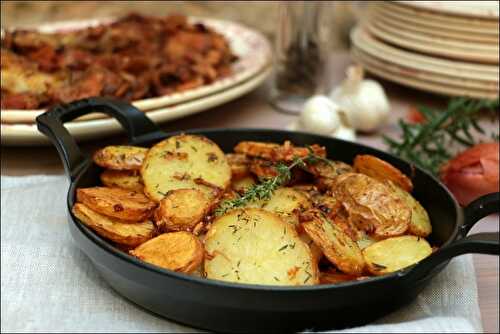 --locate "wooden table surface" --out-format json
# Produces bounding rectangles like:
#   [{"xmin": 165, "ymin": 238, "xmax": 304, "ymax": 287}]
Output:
[{"xmin": 1, "ymin": 55, "xmax": 498, "ymax": 333}]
